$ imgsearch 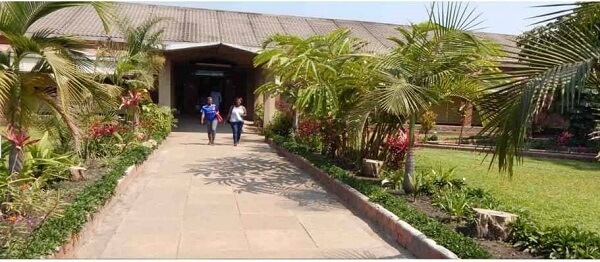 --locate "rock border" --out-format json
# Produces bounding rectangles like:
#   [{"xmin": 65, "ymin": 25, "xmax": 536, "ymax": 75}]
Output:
[
  {"xmin": 48, "ymin": 146, "xmax": 161, "ymax": 259},
  {"xmin": 266, "ymin": 139, "xmax": 458, "ymax": 259}
]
